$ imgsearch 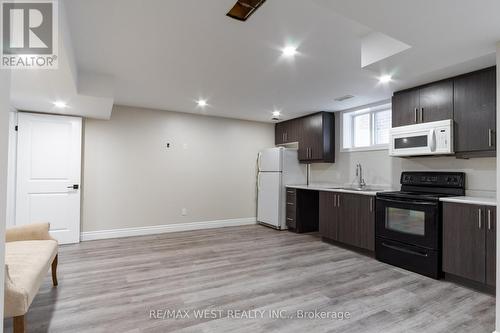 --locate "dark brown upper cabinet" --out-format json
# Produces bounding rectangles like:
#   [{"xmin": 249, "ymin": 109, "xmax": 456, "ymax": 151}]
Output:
[
  {"xmin": 419, "ymin": 81, "xmax": 454, "ymax": 123},
  {"xmin": 275, "ymin": 118, "xmax": 300, "ymax": 145},
  {"xmin": 454, "ymin": 67, "xmax": 496, "ymax": 157},
  {"xmin": 392, "ymin": 80, "xmax": 453, "ymax": 127},
  {"xmin": 275, "ymin": 112, "xmax": 335, "ymax": 163},
  {"xmin": 392, "ymin": 89, "xmax": 420, "ymax": 127}
]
